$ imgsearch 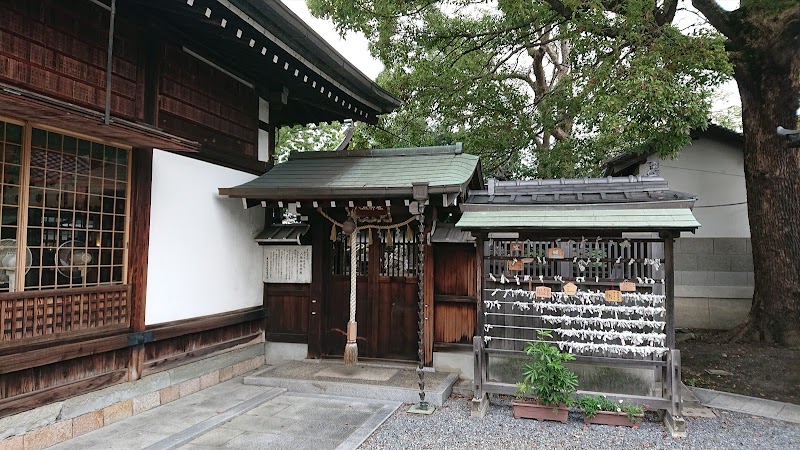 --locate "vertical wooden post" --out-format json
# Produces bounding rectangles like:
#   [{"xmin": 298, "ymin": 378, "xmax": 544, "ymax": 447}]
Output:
[
  {"xmin": 367, "ymin": 228, "xmax": 380, "ymax": 357},
  {"xmin": 476, "ymin": 233, "xmax": 485, "ymax": 339},
  {"xmin": 127, "ymin": 148, "xmax": 152, "ymax": 381},
  {"xmin": 307, "ymin": 211, "xmax": 327, "ymax": 358},
  {"xmin": 663, "ymin": 232, "xmax": 676, "ymax": 349}
]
